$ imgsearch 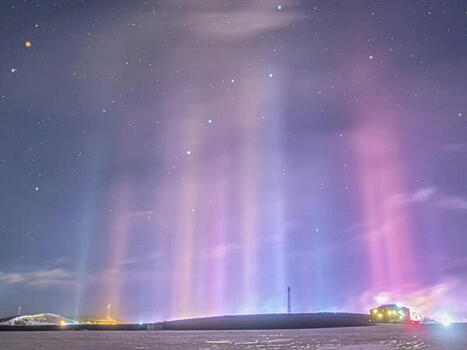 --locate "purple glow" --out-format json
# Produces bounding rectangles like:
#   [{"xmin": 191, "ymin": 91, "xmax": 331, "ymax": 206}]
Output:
[{"xmin": 0, "ymin": 0, "xmax": 466, "ymax": 323}]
